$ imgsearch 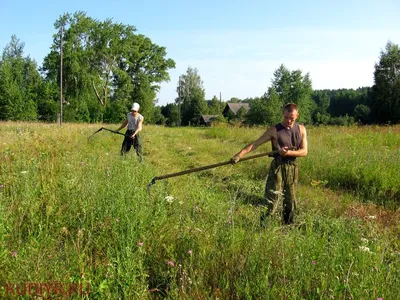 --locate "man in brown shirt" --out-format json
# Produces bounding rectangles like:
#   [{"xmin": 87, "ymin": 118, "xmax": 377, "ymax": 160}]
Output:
[{"xmin": 231, "ymin": 103, "xmax": 308, "ymax": 225}]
